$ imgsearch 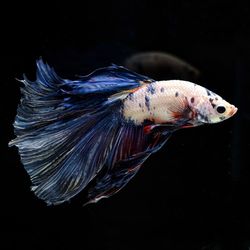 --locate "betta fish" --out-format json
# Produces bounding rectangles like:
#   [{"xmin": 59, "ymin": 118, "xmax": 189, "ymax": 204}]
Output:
[{"xmin": 9, "ymin": 59, "xmax": 237, "ymax": 205}]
